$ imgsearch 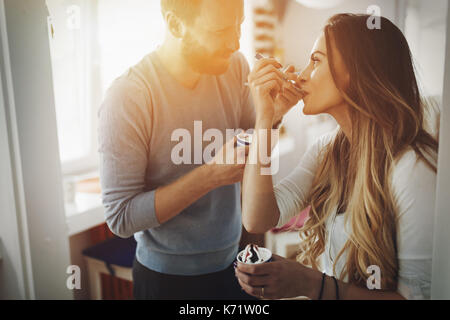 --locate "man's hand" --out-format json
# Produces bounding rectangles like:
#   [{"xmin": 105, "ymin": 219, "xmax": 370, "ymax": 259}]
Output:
[{"xmin": 206, "ymin": 136, "xmax": 250, "ymax": 188}]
